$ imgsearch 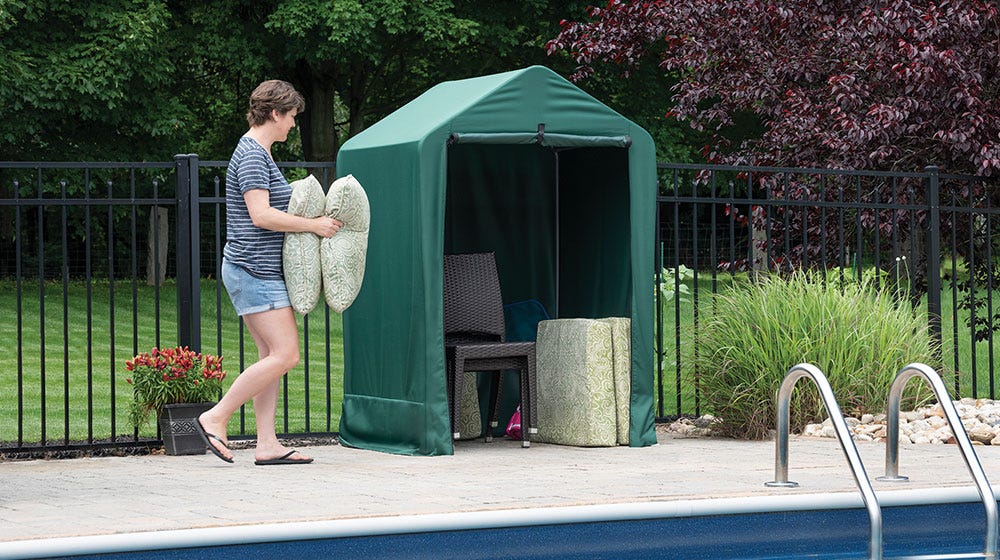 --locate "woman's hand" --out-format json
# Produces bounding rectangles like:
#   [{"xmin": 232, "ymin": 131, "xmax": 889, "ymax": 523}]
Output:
[
  {"xmin": 244, "ymin": 189, "xmax": 344, "ymax": 236},
  {"xmin": 313, "ymin": 216, "xmax": 343, "ymax": 238}
]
